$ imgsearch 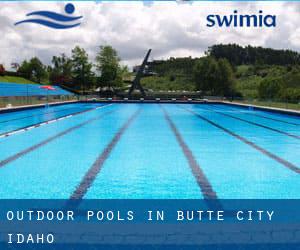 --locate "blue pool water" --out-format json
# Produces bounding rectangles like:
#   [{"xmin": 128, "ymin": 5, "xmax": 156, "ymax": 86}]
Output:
[
  {"xmin": 0, "ymin": 103, "xmax": 103, "ymax": 136},
  {"xmin": 0, "ymin": 103, "xmax": 298, "ymax": 199}
]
